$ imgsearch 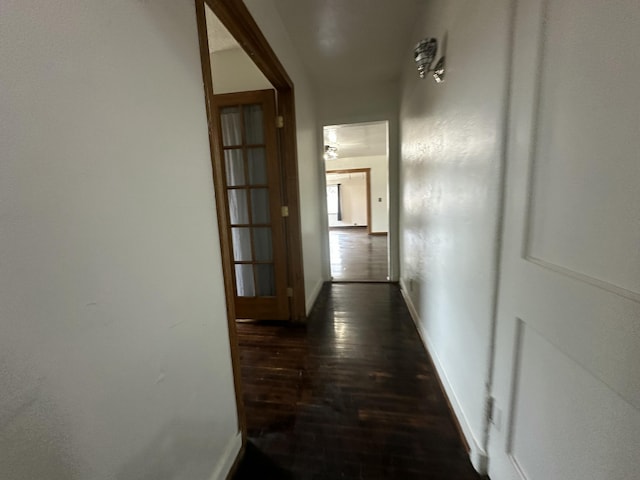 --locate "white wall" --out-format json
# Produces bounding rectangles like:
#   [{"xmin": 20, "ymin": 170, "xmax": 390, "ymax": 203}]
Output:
[
  {"xmin": 398, "ymin": 0, "xmax": 512, "ymax": 470},
  {"xmin": 326, "ymin": 155, "xmax": 389, "ymax": 233},
  {"xmin": 317, "ymin": 81, "xmax": 400, "ymax": 279},
  {"xmin": 0, "ymin": 1, "xmax": 240, "ymax": 479},
  {"xmin": 244, "ymin": 0, "xmax": 327, "ymax": 311},
  {"xmin": 210, "ymin": 47, "xmax": 272, "ymax": 94},
  {"xmin": 326, "ymin": 173, "xmax": 368, "ymax": 227}
]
